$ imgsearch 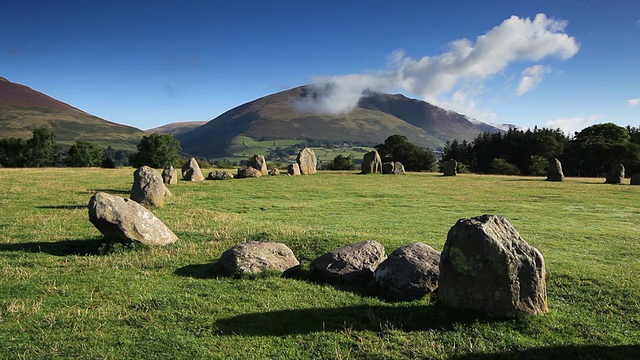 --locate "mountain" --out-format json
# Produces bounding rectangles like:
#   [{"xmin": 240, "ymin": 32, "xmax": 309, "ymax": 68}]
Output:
[
  {"xmin": 177, "ymin": 86, "xmax": 502, "ymax": 158},
  {"xmin": 0, "ymin": 77, "xmax": 144, "ymax": 149},
  {"xmin": 146, "ymin": 121, "xmax": 207, "ymax": 135}
]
